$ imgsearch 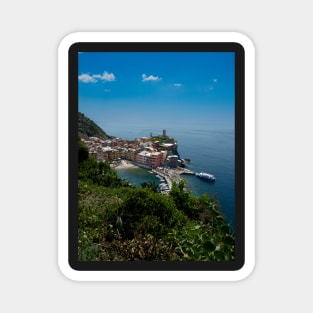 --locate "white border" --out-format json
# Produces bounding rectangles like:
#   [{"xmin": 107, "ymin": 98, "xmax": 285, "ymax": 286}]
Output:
[{"xmin": 58, "ymin": 32, "xmax": 255, "ymax": 281}]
